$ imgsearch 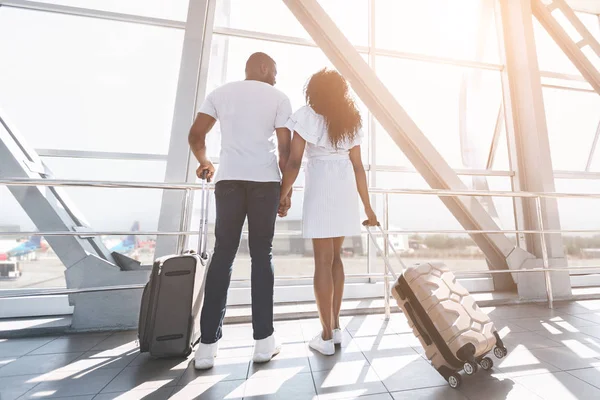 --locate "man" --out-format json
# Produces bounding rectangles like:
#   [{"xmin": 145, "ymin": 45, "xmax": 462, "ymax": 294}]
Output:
[{"xmin": 189, "ymin": 52, "xmax": 292, "ymax": 369}]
